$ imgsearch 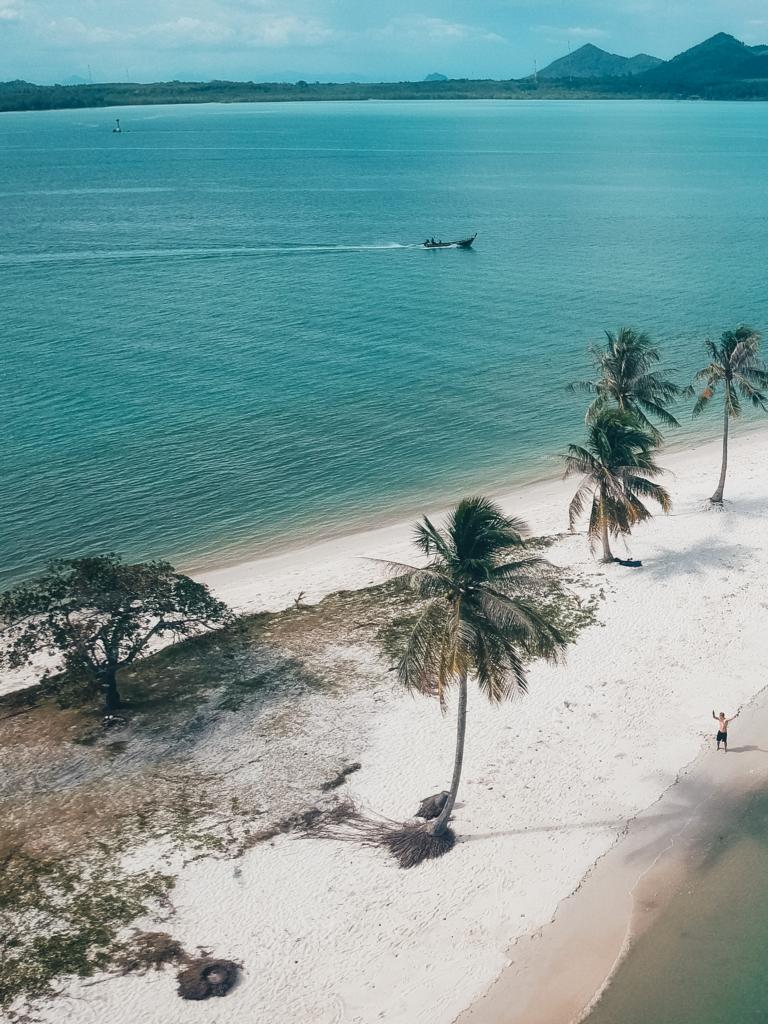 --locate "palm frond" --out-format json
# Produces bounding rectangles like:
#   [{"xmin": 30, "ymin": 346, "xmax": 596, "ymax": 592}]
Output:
[
  {"xmin": 567, "ymin": 478, "xmax": 595, "ymax": 530},
  {"xmin": 692, "ymin": 388, "xmax": 714, "ymax": 418},
  {"xmin": 392, "ymin": 495, "xmax": 566, "ymax": 711},
  {"xmin": 566, "ymin": 380, "xmax": 598, "ymax": 395}
]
